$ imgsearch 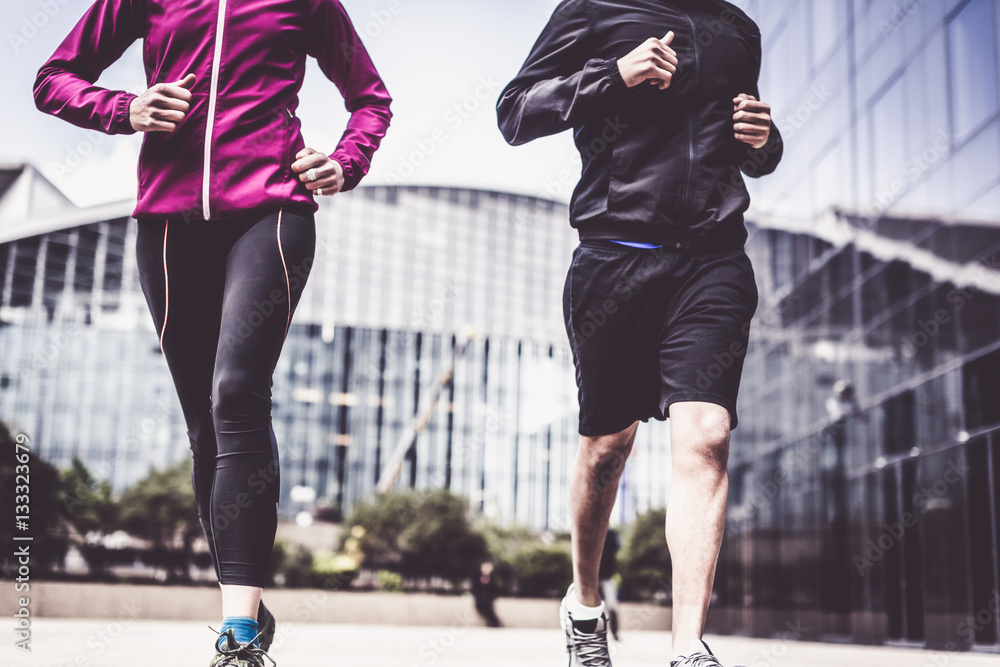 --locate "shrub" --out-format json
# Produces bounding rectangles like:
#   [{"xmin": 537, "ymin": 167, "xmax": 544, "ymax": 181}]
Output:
[
  {"xmin": 376, "ymin": 569, "xmax": 404, "ymax": 592},
  {"xmin": 270, "ymin": 542, "xmax": 316, "ymax": 588},
  {"xmin": 312, "ymin": 551, "xmax": 360, "ymax": 589},
  {"xmin": 511, "ymin": 545, "xmax": 572, "ymax": 597},
  {"xmin": 344, "ymin": 489, "xmax": 489, "ymax": 585},
  {"xmin": 619, "ymin": 508, "xmax": 671, "ymax": 602}
]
